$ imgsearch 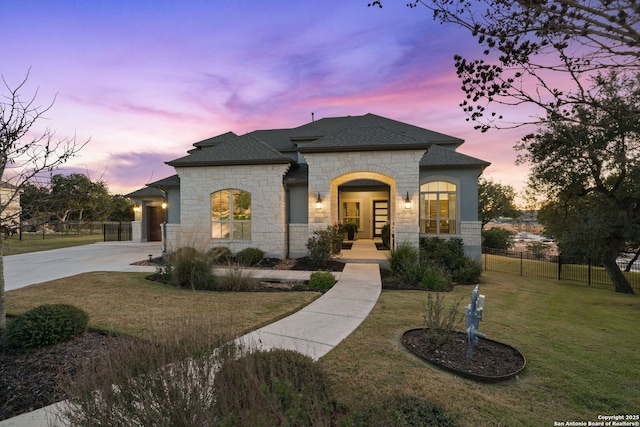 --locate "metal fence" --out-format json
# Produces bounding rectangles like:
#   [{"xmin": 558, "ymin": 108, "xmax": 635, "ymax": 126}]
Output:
[
  {"xmin": 10, "ymin": 221, "xmax": 105, "ymax": 241},
  {"xmin": 4, "ymin": 221, "xmax": 132, "ymax": 242},
  {"xmin": 482, "ymin": 247, "xmax": 640, "ymax": 292},
  {"xmin": 103, "ymin": 222, "xmax": 132, "ymax": 241}
]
